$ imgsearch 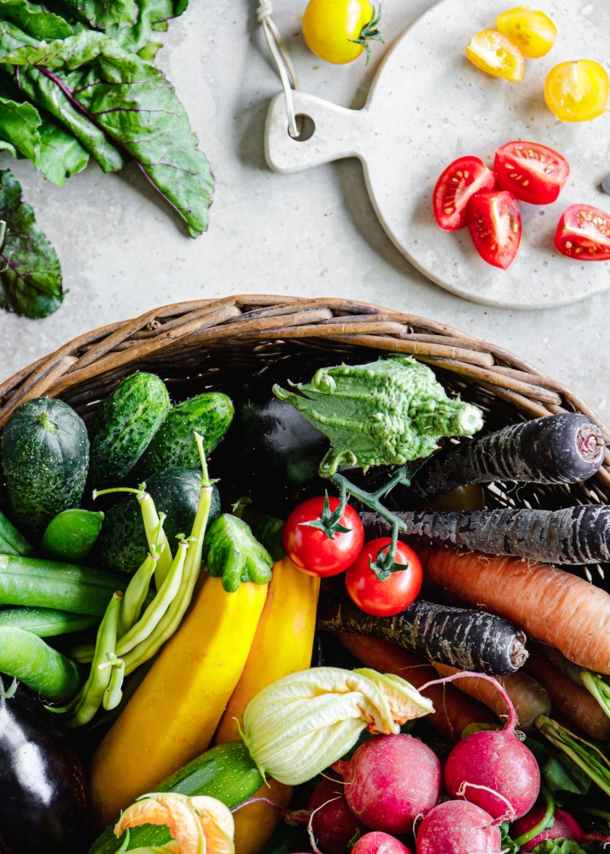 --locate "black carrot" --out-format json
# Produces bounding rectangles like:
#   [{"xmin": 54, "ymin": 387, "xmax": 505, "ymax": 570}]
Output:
[
  {"xmin": 316, "ymin": 590, "xmax": 528, "ymax": 676},
  {"xmin": 362, "ymin": 504, "xmax": 610, "ymax": 565},
  {"xmin": 399, "ymin": 414, "xmax": 604, "ymax": 509}
]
